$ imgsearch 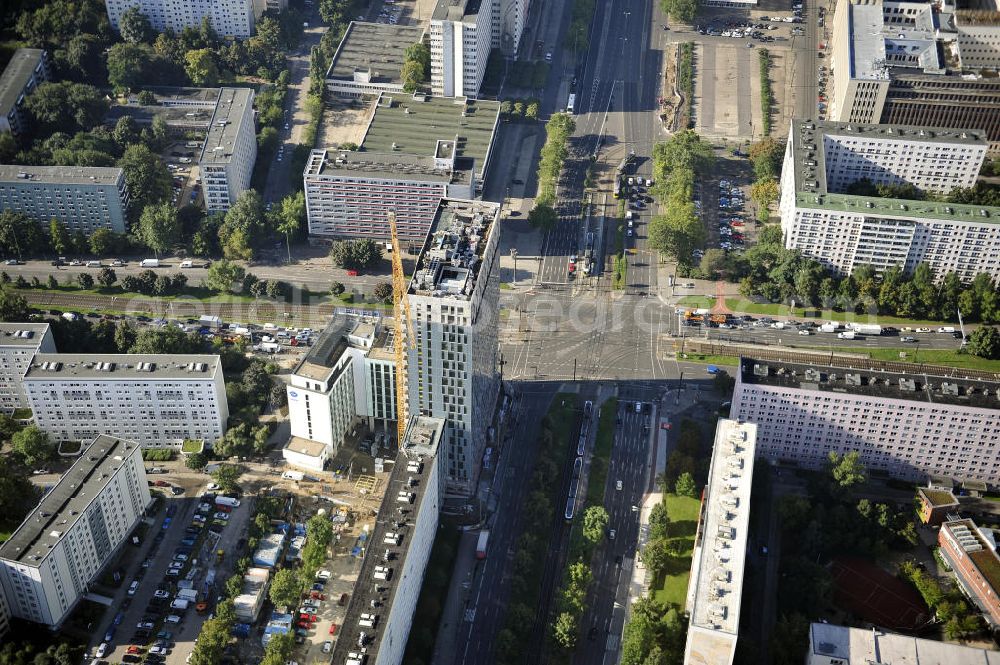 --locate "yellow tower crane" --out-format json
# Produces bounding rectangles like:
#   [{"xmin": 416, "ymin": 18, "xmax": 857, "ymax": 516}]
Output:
[{"xmin": 389, "ymin": 211, "xmax": 415, "ymax": 446}]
